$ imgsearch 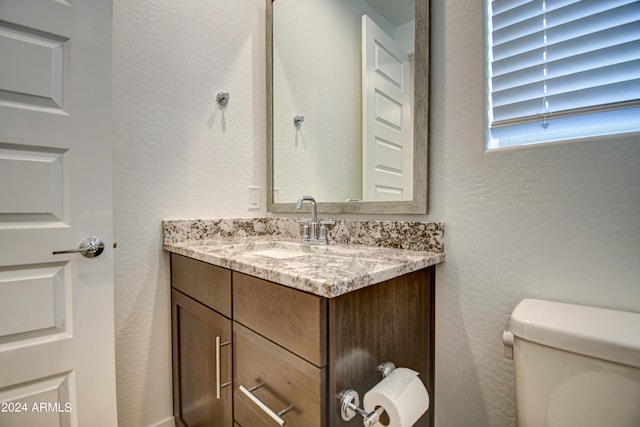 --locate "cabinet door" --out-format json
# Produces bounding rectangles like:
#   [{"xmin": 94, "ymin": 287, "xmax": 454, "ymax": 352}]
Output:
[
  {"xmin": 234, "ymin": 322, "xmax": 326, "ymax": 427},
  {"xmin": 172, "ymin": 289, "xmax": 232, "ymax": 427}
]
